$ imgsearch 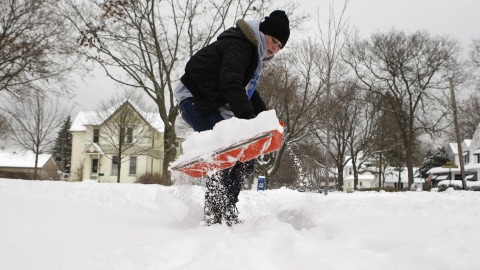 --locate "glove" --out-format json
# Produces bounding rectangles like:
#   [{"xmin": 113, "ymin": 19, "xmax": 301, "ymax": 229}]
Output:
[{"xmin": 238, "ymin": 111, "xmax": 256, "ymax": 120}]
